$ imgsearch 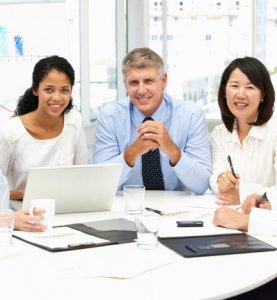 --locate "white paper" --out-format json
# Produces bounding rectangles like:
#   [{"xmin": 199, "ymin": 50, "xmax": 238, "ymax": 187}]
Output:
[
  {"xmin": 47, "ymin": 243, "xmax": 182, "ymax": 280},
  {"xmin": 91, "ymin": 244, "xmax": 181, "ymax": 279},
  {"xmin": 13, "ymin": 226, "xmax": 109, "ymax": 249},
  {"xmin": 158, "ymin": 208, "xmax": 241, "ymax": 237},
  {"xmin": 182, "ymin": 193, "xmax": 220, "ymax": 209}
]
